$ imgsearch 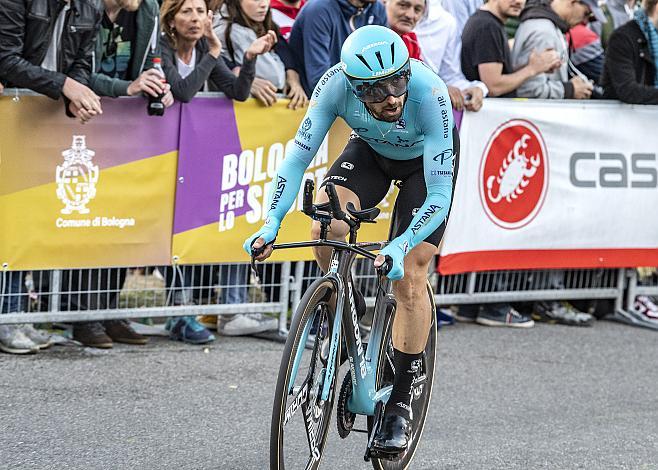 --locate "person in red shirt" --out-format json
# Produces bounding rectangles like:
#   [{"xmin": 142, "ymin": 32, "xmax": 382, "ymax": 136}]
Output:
[
  {"xmin": 568, "ymin": 22, "xmax": 605, "ymax": 83},
  {"xmin": 271, "ymin": 0, "xmax": 306, "ymax": 41},
  {"xmin": 384, "ymin": 0, "xmax": 426, "ymax": 60}
]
